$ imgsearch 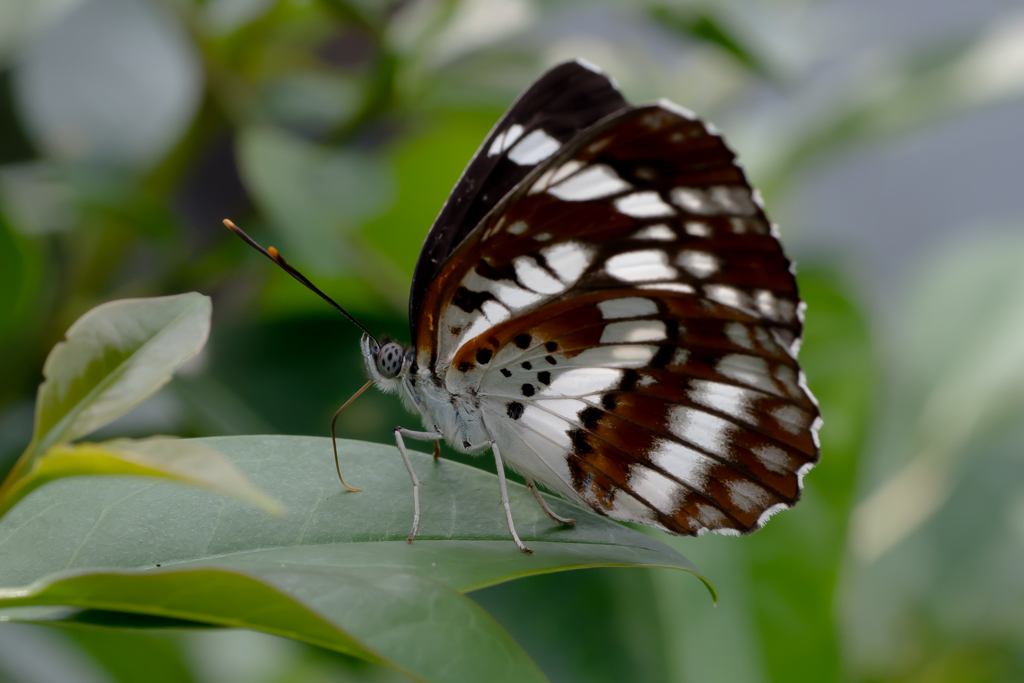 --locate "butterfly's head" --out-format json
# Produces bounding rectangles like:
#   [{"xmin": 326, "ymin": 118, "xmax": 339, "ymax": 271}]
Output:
[{"xmin": 361, "ymin": 333, "xmax": 410, "ymax": 391}]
